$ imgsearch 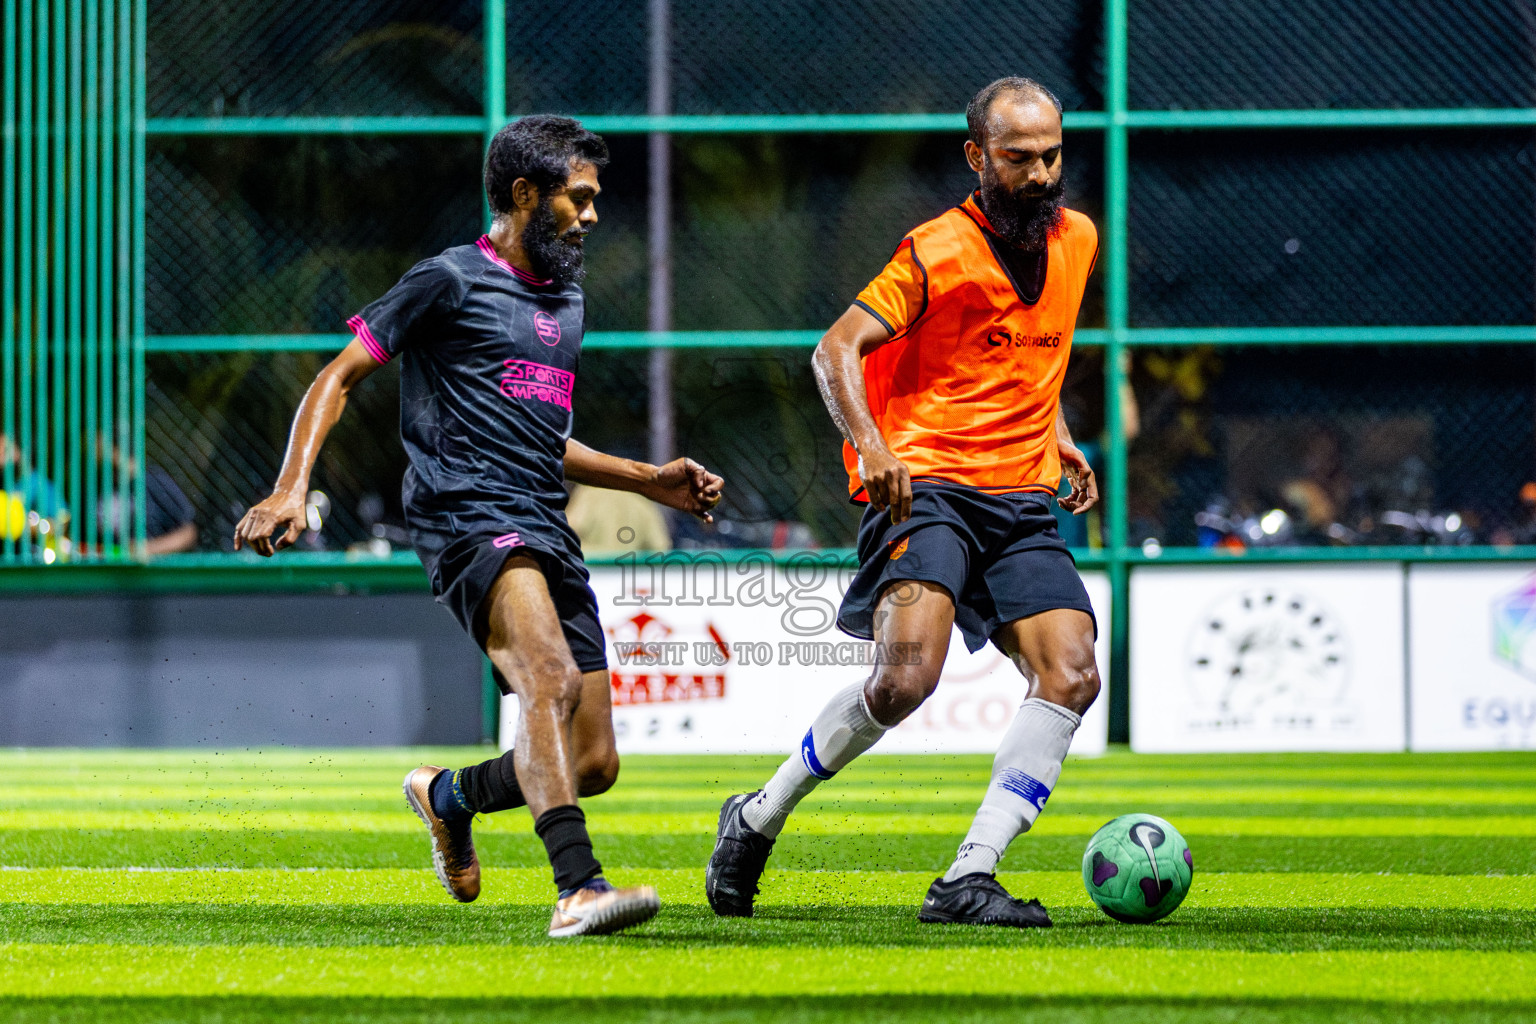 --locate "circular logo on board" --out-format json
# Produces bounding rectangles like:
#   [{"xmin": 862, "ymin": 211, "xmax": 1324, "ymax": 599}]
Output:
[
  {"xmin": 1184, "ymin": 587, "xmax": 1350, "ymax": 716},
  {"xmin": 533, "ymin": 311, "xmax": 562, "ymax": 346}
]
